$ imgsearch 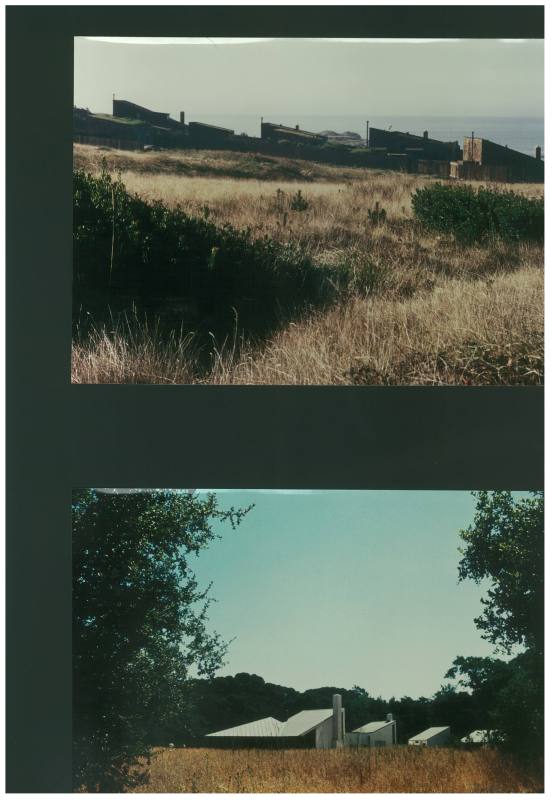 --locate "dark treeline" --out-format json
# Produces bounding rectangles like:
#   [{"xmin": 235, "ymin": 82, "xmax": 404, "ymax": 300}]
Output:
[{"xmin": 150, "ymin": 670, "xmax": 492, "ymax": 747}]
